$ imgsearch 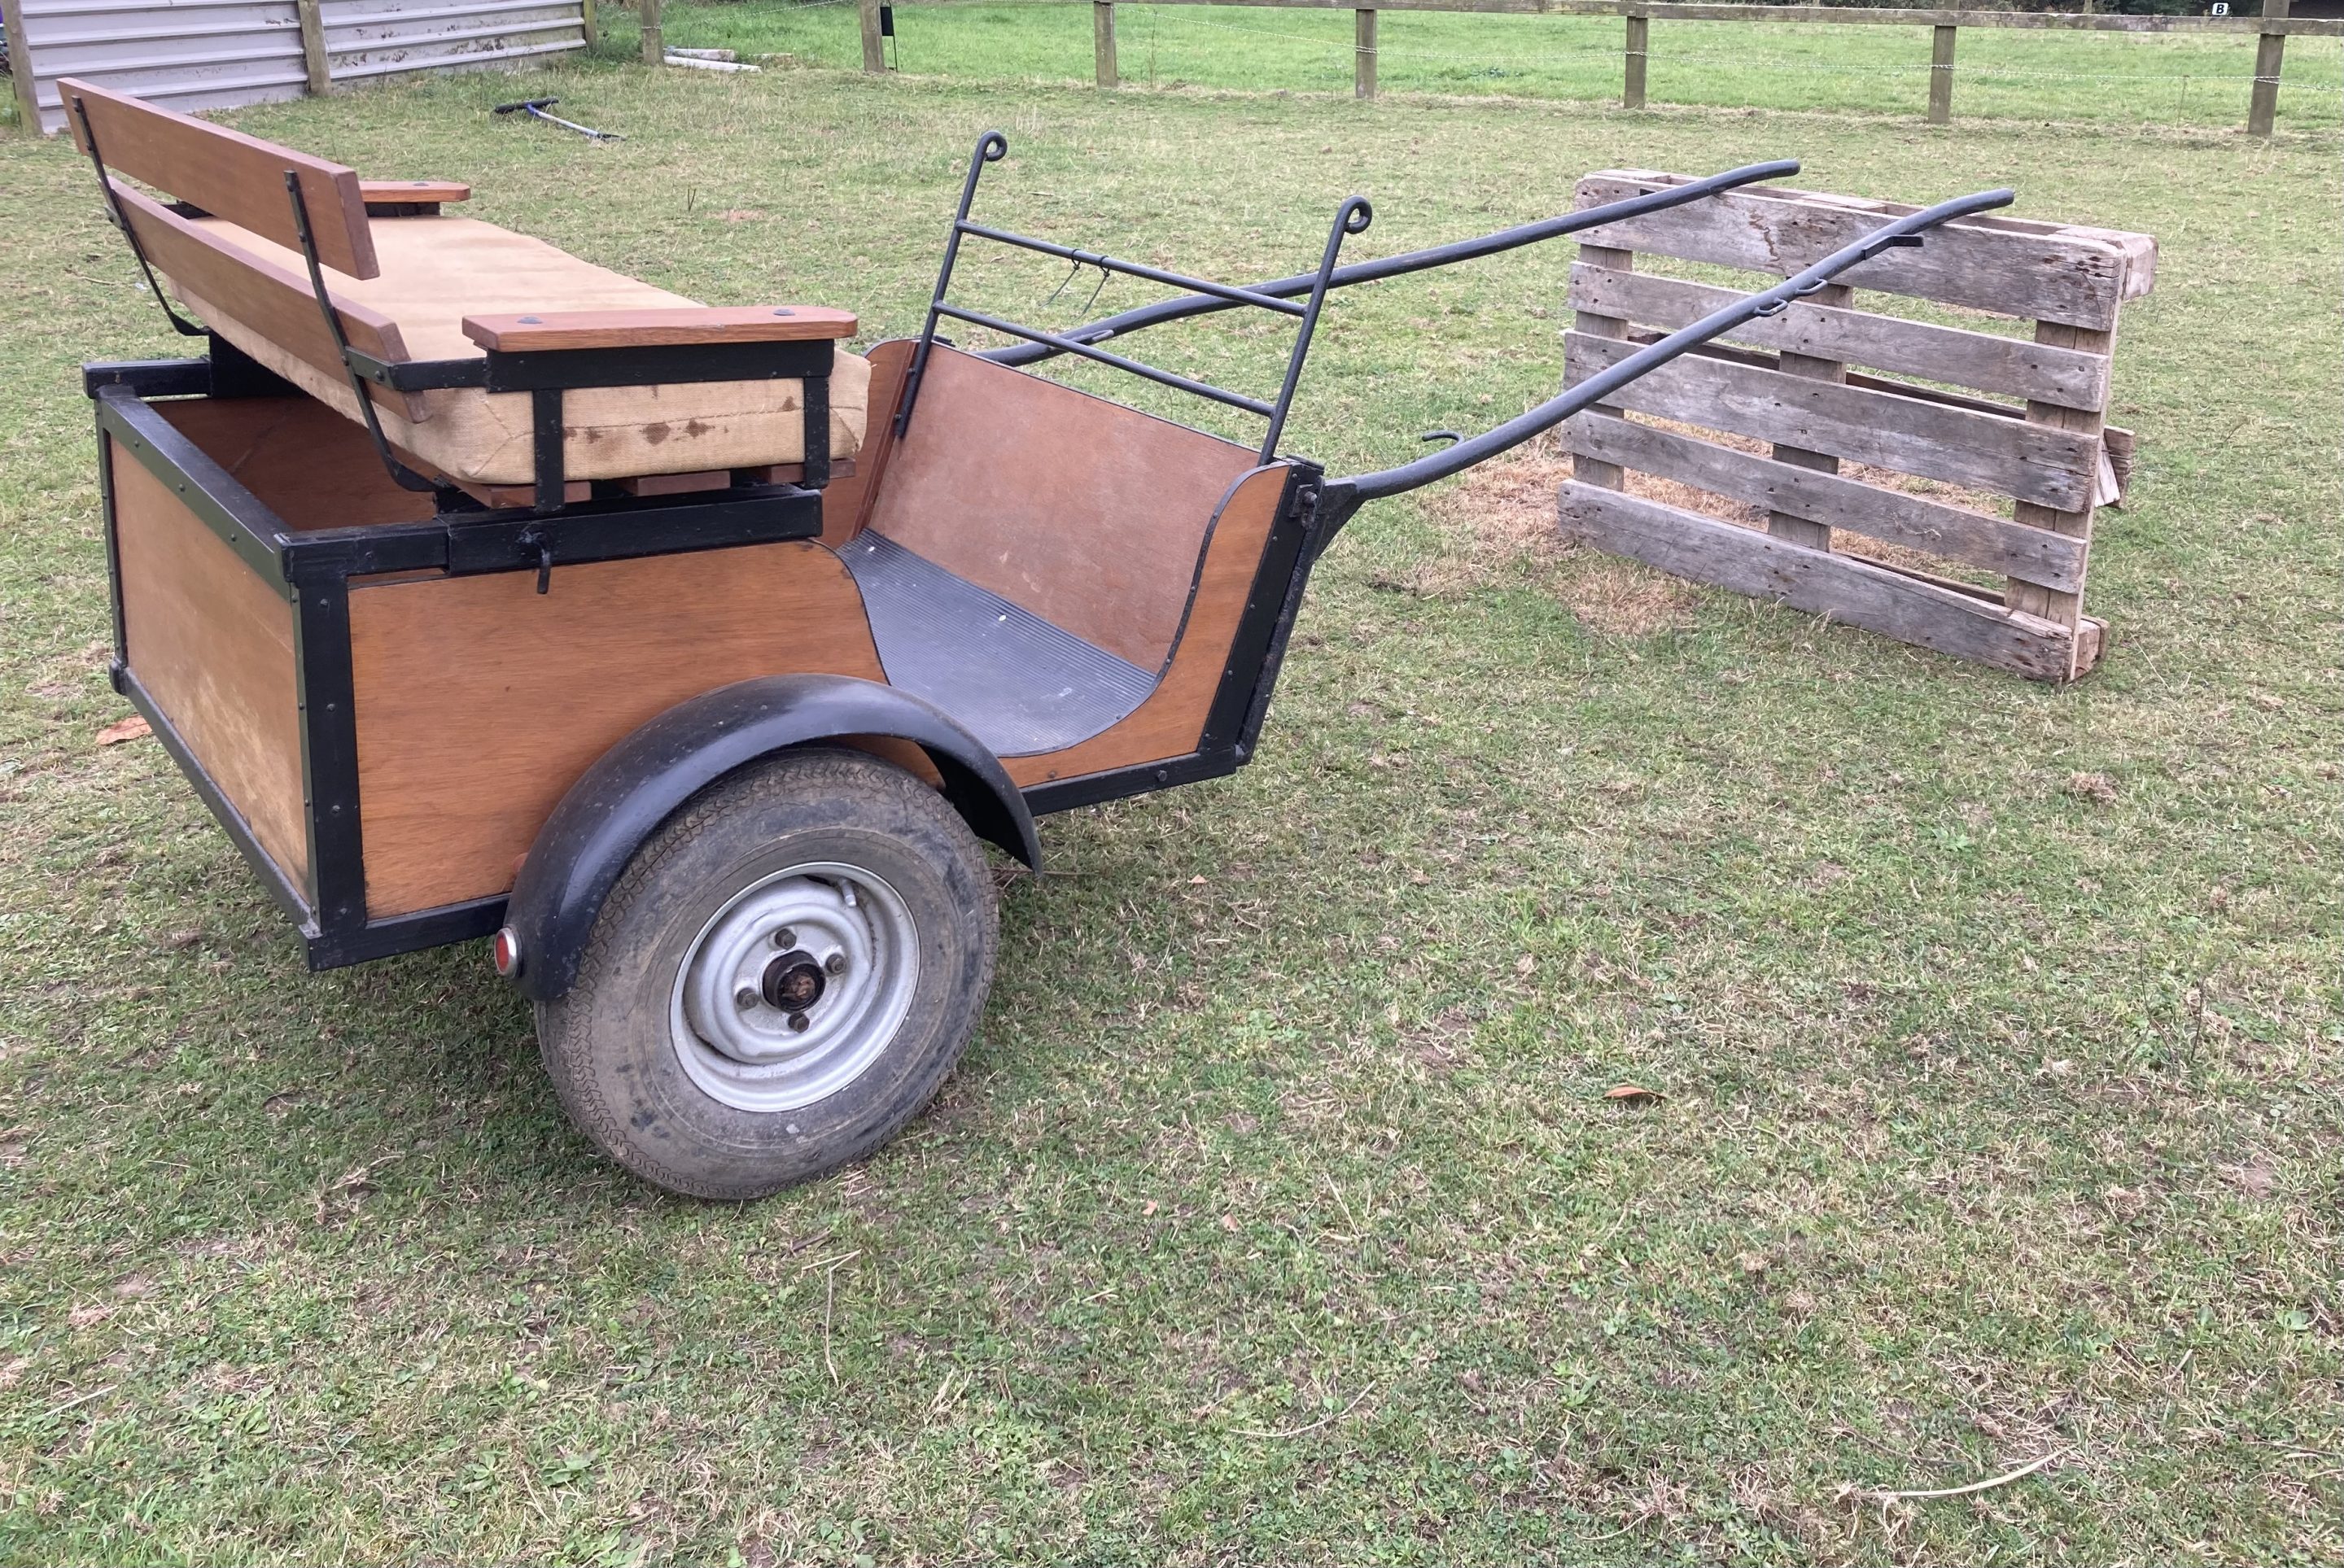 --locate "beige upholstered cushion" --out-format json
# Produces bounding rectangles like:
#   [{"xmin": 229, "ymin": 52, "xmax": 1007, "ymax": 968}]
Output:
[{"xmin": 167, "ymin": 215, "xmax": 868, "ymax": 485}]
